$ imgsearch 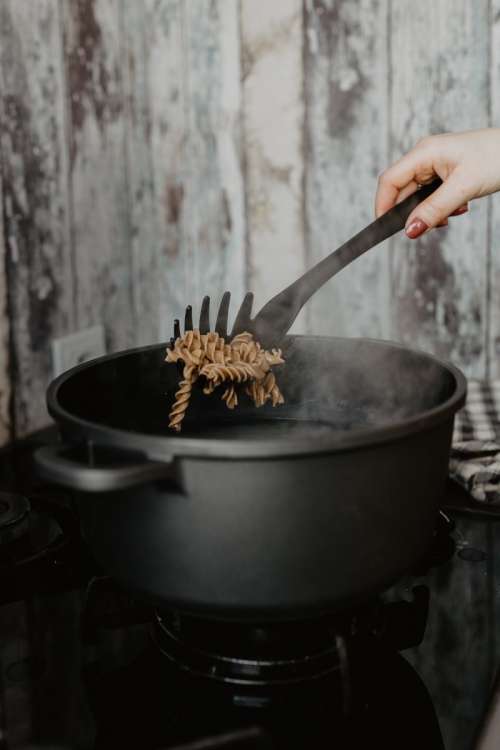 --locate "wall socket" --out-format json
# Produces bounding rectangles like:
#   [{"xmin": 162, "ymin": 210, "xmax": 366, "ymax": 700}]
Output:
[{"xmin": 52, "ymin": 325, "xmax": 106, "ymax": 378}]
